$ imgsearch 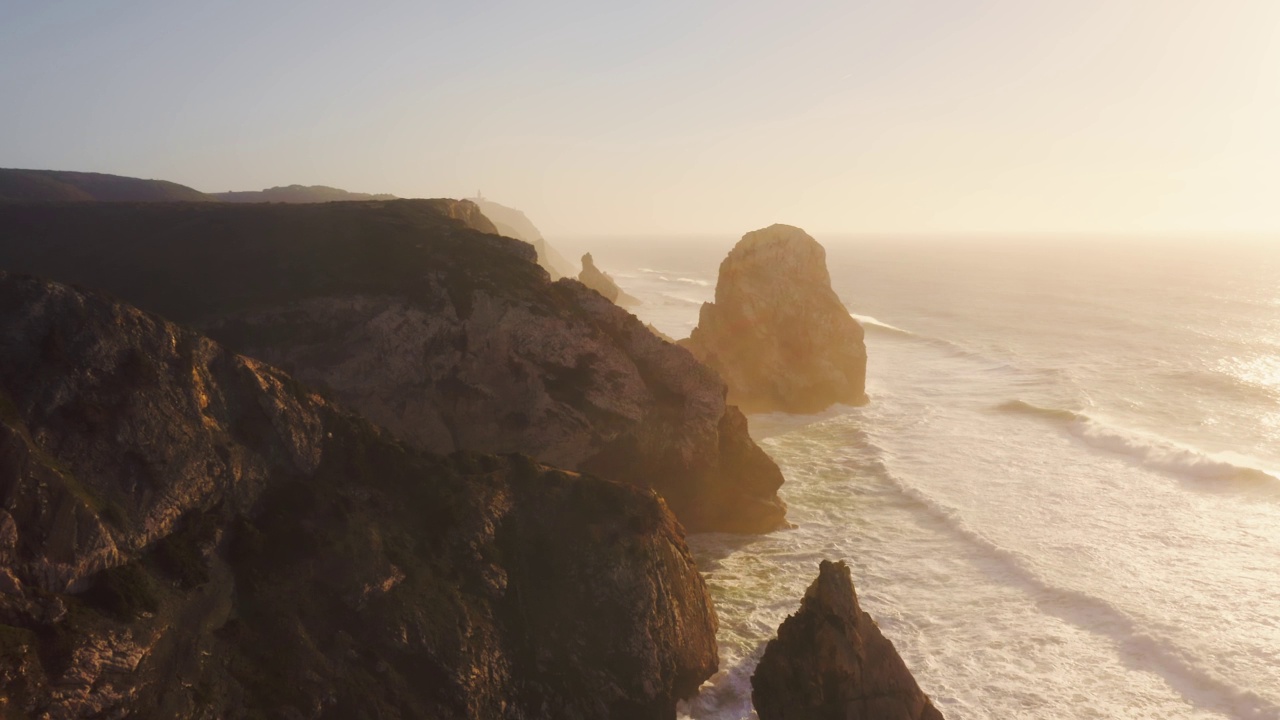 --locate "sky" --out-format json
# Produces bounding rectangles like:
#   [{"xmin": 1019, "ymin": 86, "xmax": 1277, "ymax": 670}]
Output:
[{"xmin": 2, "ymin": 0, "xmax": 1279, "ymax": 236}]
